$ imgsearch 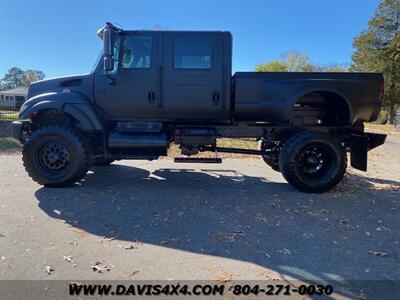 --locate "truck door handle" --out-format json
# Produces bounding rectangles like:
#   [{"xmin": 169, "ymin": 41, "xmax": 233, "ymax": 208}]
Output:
[
  {"xmin": 212, "ymin": 92, "xmax": 220, "ymax": 105},
  {"xmin": 148, "ymin": 91, "xmax": 156, "ymax": 102}
]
